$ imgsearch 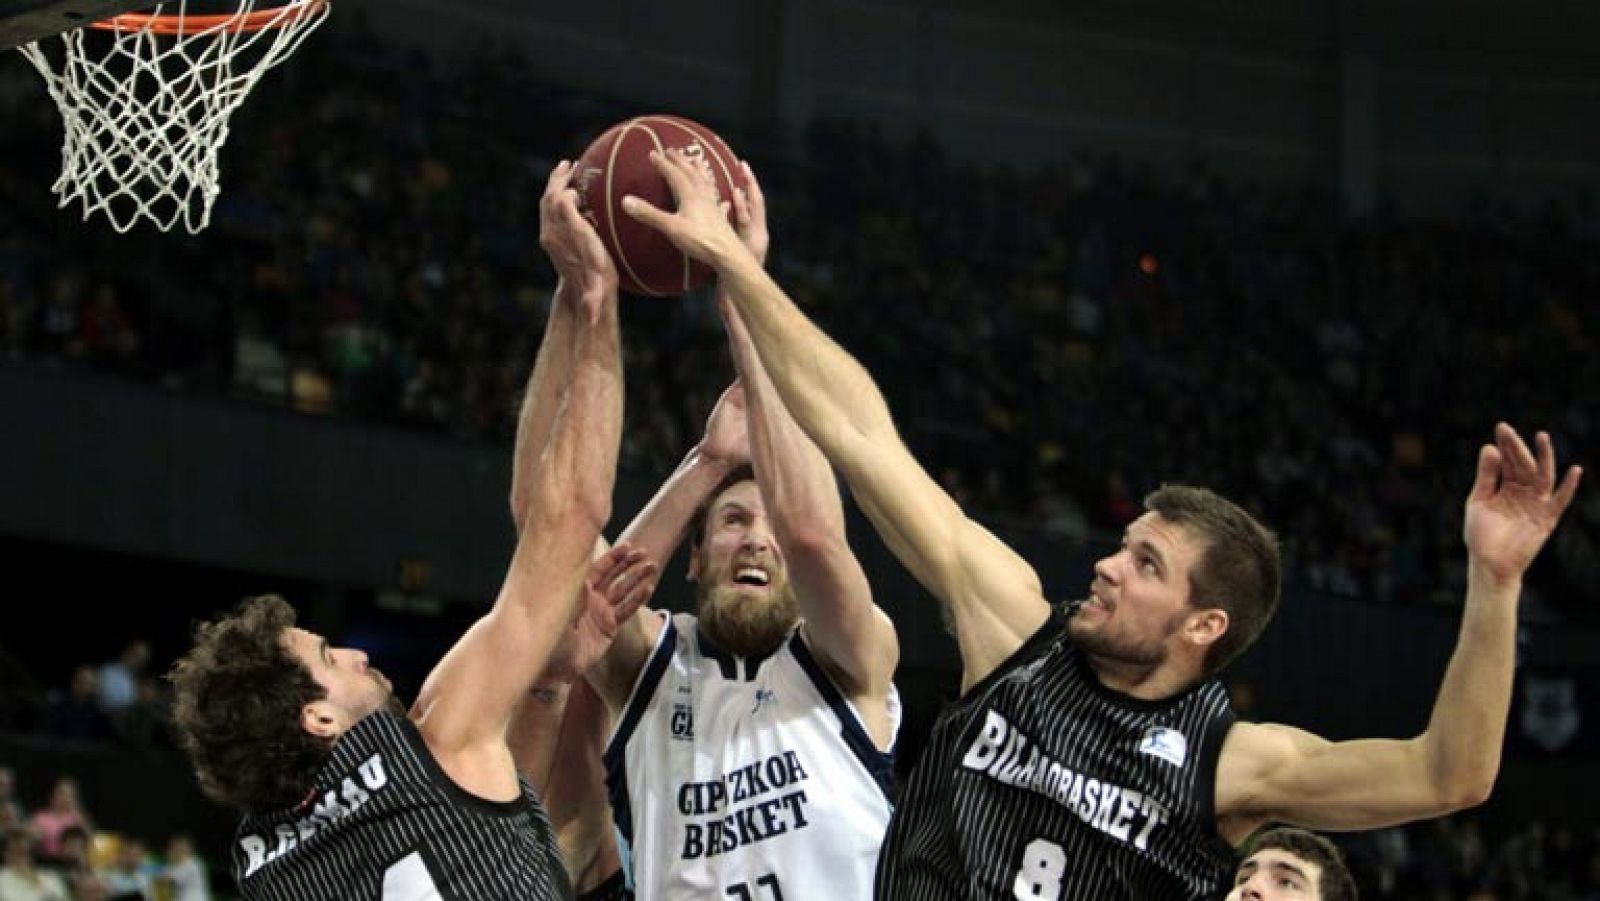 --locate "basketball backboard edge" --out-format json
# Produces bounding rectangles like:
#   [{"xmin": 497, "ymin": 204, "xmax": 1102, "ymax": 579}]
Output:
[{"xmin": 2, "ymin": 0, "xmax": 151, "ymax": 49}]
